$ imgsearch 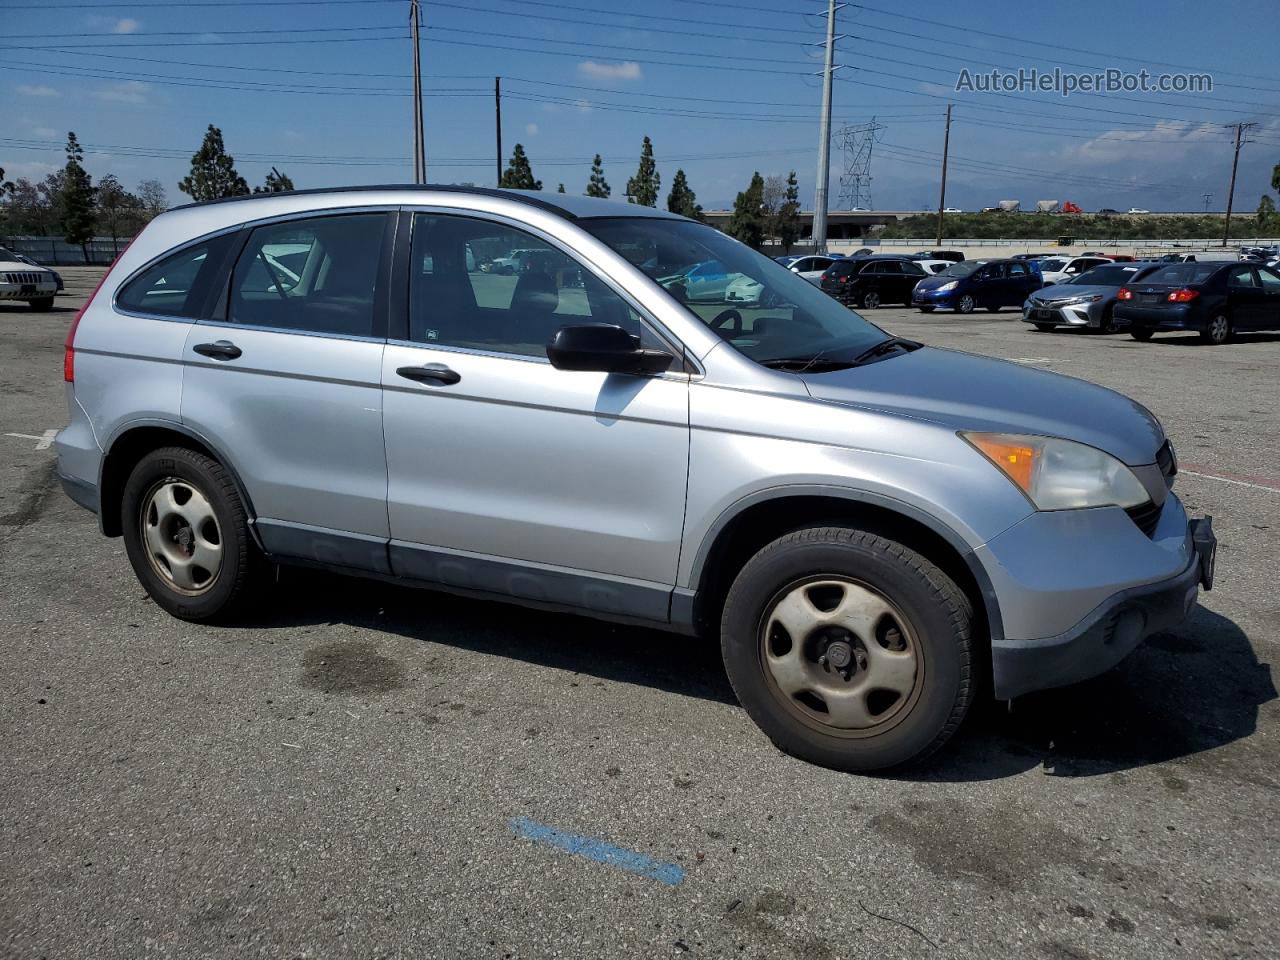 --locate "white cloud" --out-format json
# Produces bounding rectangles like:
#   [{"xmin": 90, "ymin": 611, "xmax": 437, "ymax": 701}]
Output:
[
  {"xmin": 525, "ymin": 123, "xmax": 538, "ymax": 136},
  {"xmin": 32, "ymin": 126, "xmax": 57, "ymax": 138},
  {"xmin": 577, "ymin": 60, "xmax": 641, "ymax": 81},
  {"xmin": 17, "ymin": 84, "xmax": 59, "ymax": 97},
  {"xmin": 113, "ymin": 17, "xmax": 140, "ymax": 33},
  {"xmin": 92, "ymin": 81, "xmax": 150, "ymax": 104}
]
